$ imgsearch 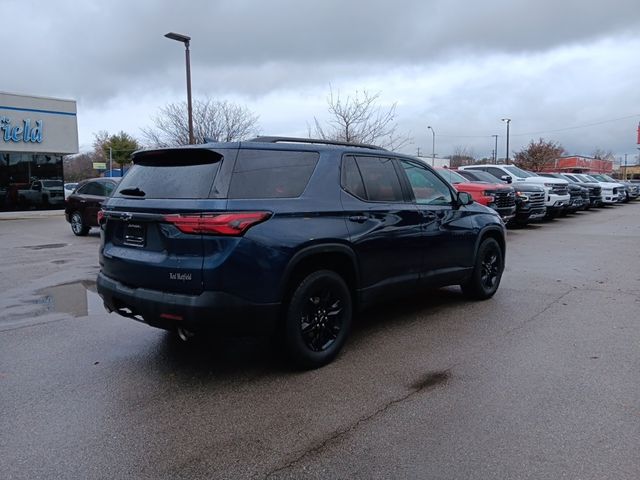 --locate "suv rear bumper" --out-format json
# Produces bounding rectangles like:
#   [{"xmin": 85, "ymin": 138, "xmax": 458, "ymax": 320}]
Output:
[{"xmin": 97, "ymin": 272, "xmax": 280, "ymax": 334}]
